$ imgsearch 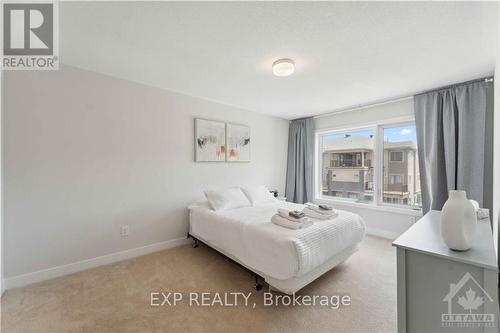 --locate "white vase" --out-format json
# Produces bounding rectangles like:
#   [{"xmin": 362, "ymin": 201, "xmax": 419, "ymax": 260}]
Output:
[{"xmin": 440, "ymin": 190, "xmax": 477, "ymax": 251}]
